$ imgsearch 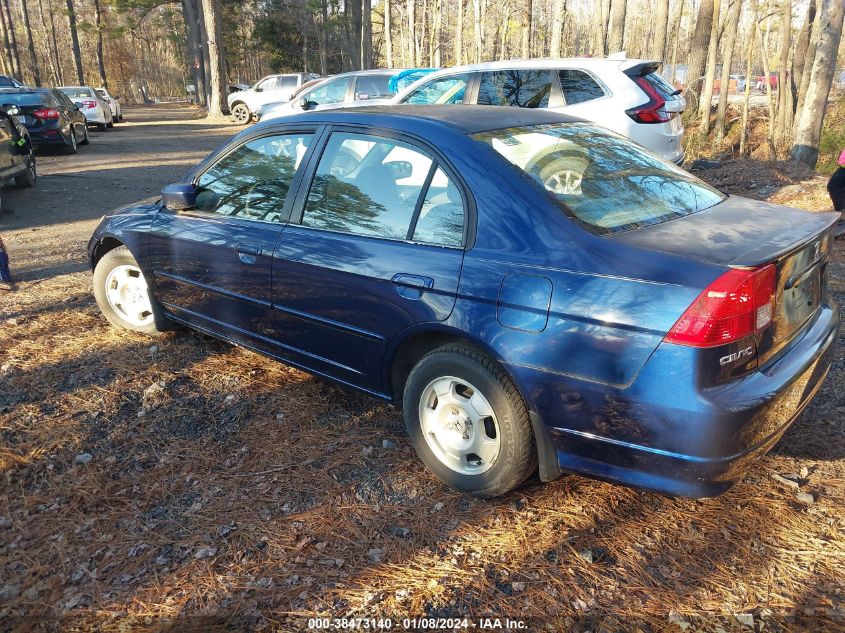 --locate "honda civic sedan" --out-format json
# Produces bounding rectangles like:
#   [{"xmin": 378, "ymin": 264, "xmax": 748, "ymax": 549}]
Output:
[{"xmin": 88, "ymin": 106, "xmax": 839, "ymax": 499}]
